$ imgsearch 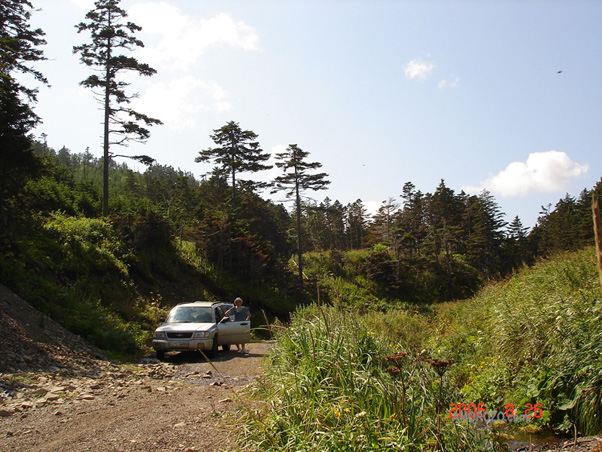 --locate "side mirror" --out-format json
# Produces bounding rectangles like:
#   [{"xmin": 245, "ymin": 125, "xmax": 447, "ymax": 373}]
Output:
[
  {"xmin": 159, "ymin": 317, "xmax": 166, "ymax": 323},
  {"xmin": 220, "ymin": 316, "xmax": 230, "ymax": 323}
]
